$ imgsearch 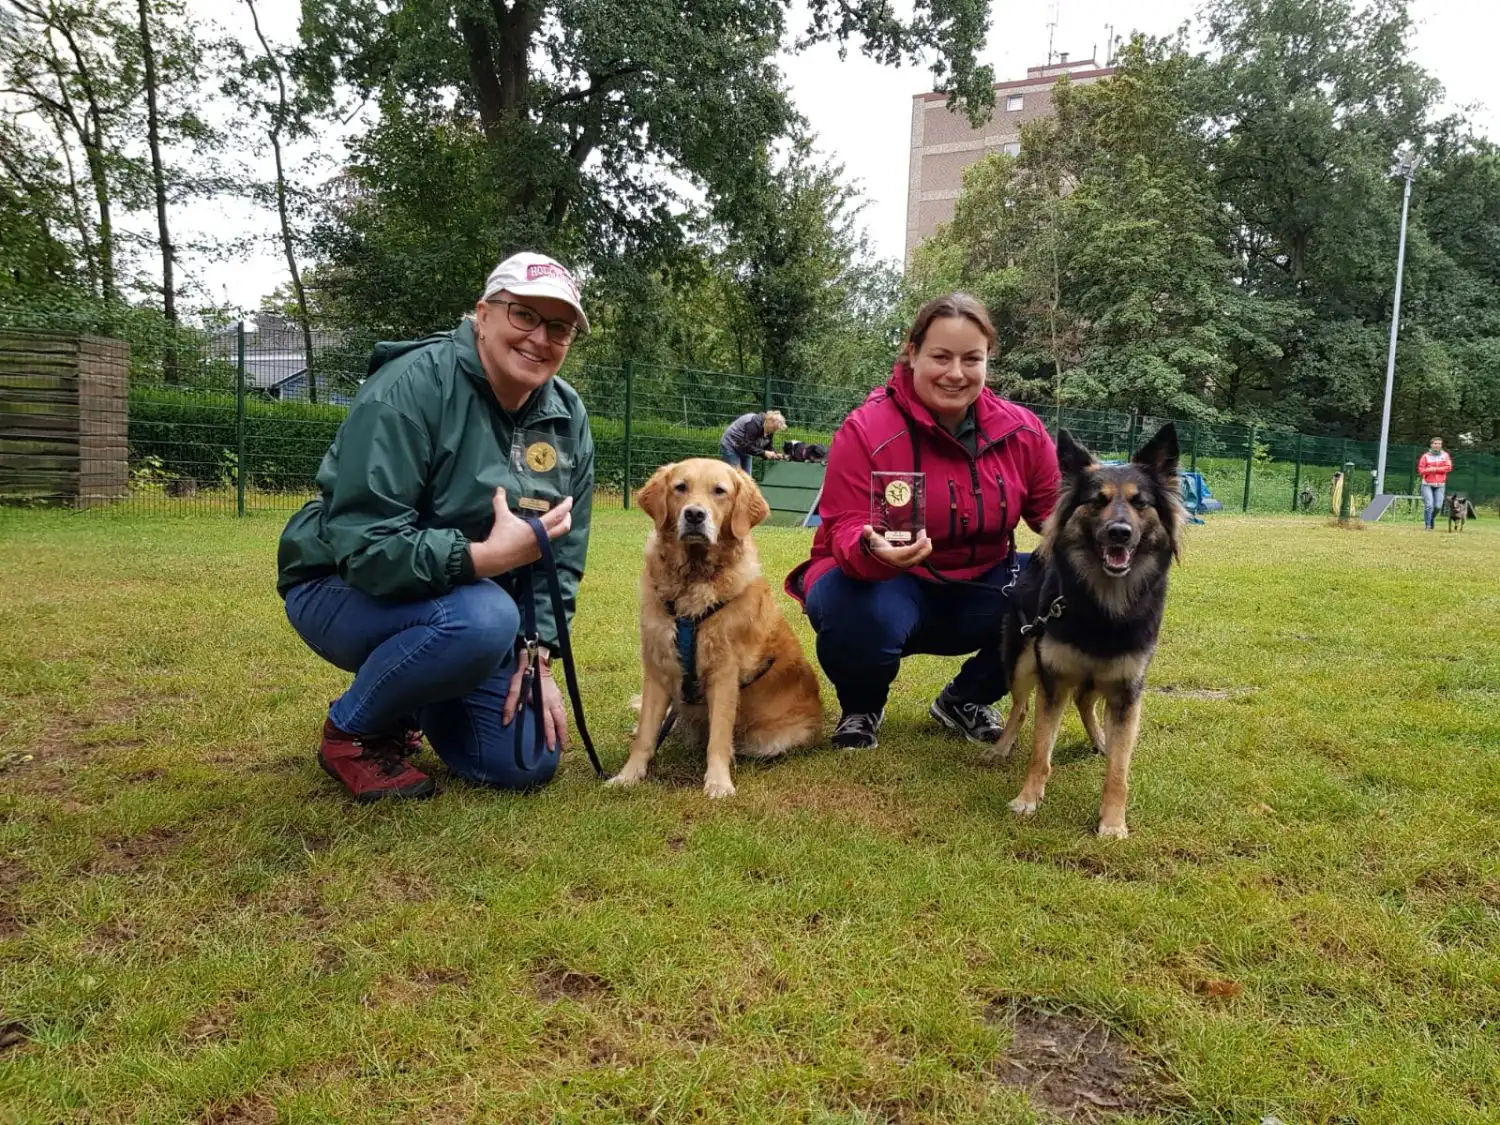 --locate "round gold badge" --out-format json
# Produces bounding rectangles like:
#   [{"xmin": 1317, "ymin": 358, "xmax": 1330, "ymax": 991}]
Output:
[
  {"xmin": 525, "ymin": 441, "xmax": 558, "ymax": 473},
  {"xmin": 884, "ymin": 479, "xmax": 913, "ymax": 507}
]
